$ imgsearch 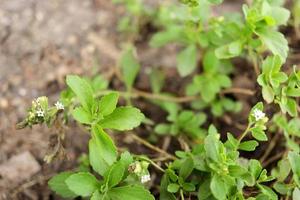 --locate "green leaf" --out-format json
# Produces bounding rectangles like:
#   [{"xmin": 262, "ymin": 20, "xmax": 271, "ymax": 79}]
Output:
[
  {"xmin": 228, "ymin": 165, "xmax": 247, "ymax": 177},
  {"xmin": 72, "ymin": 106, "xmax": 93, "ymax": 124},
  {"xmin": 65, "ymin": 172, "xmax": 99, "ymax": 197},
  {"xmin": 203, "ymin": 50, "xmax": 219, "ymax": 73},
  {"xmin": 167, "ymin": 183, "xmax": 180, "ymax": 193},
  {"xmin": 288, "ymin": 152, "xmax": 300, "ymax": 179},
  {"xmin": 204, "ymin": 130, "xmax": 222, "ymax": 162},
  {"xmin": 91, "ymin": 190, "xmax": 109, "ymax": 200},
  {"xmin": 210, "ymin": 174, "xmax": 227, "ymax": 200},
  {"xmin": 155, "ymin": 123, "xmax": 171, "ymax": 135},
  {"xmin": 108, "ymin": 185, "xmax": 155, "ymax": 200},
  {"xmin": 262, "ymin": 85, "xmax": 274, "ymax": 103},
  {"xmin": 249, "ymin": 159, "xmax": 263, "ymax": 180},
  {"xmin": 215, "ymin": 40, "xmax": 242, "ymax": 59},
  {"xmin": 257, "ymin": 184, "xmax": 278, "ymax": 200},
  {"xmin": 149, "ymin": 27, "xmax": 182, "ymax": 48},
  {"xmin": 66, "ymin": 75, "xmax": 94, "ymax": 112},
  {"xmin": 99, "ymin": 106, "xmax": 145, "ymax": 131},
  {"xmin": 207, "ymin": 0, "xmax": 223, "ymax": 4},
  {"xmin": 104, "ymin": 161, "xmax": 126, "ymax": 188},
  {"xmin": 179, "ymin": 157, "xmax": 194, "ymax": 179},
  {"xmin": 286, "ymin": 98, "xmax": 298, "ymax": 117},
  {"xmin": 257, "ymin": 29, "xmax": 288, "ymax": 61},
  {"xmin": 120, "ymin": 47, "xmax": 140, "ymax": 91},
  {"xmin": 293, "ymin": 188, "xmax": 300, "ymax": 200},
  {"xmin": 160, "ymin": 174, "xmax": 177, "ymax": 200},
  {"xmin": 239, "ymin": 140, "xmax": 259, "ymax": 151},
  {"xmin": 251, "ymin": 127, "xmax": 268, "ymax": 141},
  {"xmin": 48, "ymin": 172, "xmax": 77, "ymax": 198},
  {"xmin": 198, "ymin": 179, "xmax": 212, "ymax": 200},
  {"xmin": 182, "ymin": 183, "xmax": 195, "ymax": 192},
  {"xmin": 99, "ymin": 92, "xmax": 119, "ymax": 116},
  {"xmin": 89, "ymin": 125, "xmax": 117, "ymax": 176},
  {"xmin": 176, "ymin": 44, "xmax": 198, "ymax": 77}
]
